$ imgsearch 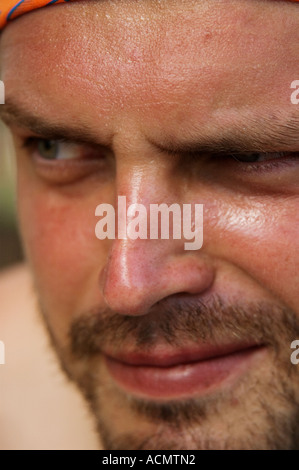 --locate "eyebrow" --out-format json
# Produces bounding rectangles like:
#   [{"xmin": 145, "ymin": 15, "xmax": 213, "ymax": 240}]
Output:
[
  {"xmin": 152, "ymin": 113, "xmax": 299, "ymax": 156},
  {"xmin": 0, "ymin": 98, "xmax": 107, "ymax": 147},
  {"xmin": 1, "ymin": 98, "xmax": 299, "ymax": 156}
]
